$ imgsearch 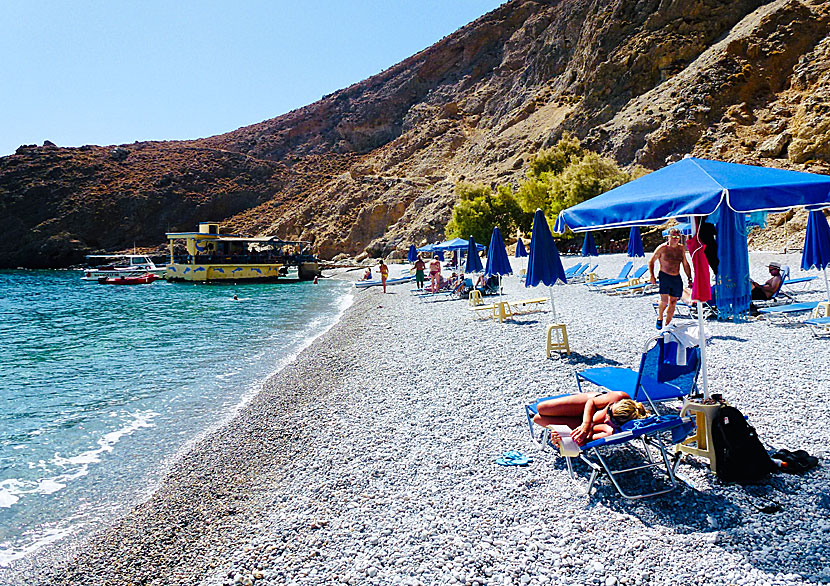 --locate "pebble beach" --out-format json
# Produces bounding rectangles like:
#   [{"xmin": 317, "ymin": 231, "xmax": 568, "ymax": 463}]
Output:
[{"xmin": 8, "ymin": 253, "xmax": 830, "ymax": 586}]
